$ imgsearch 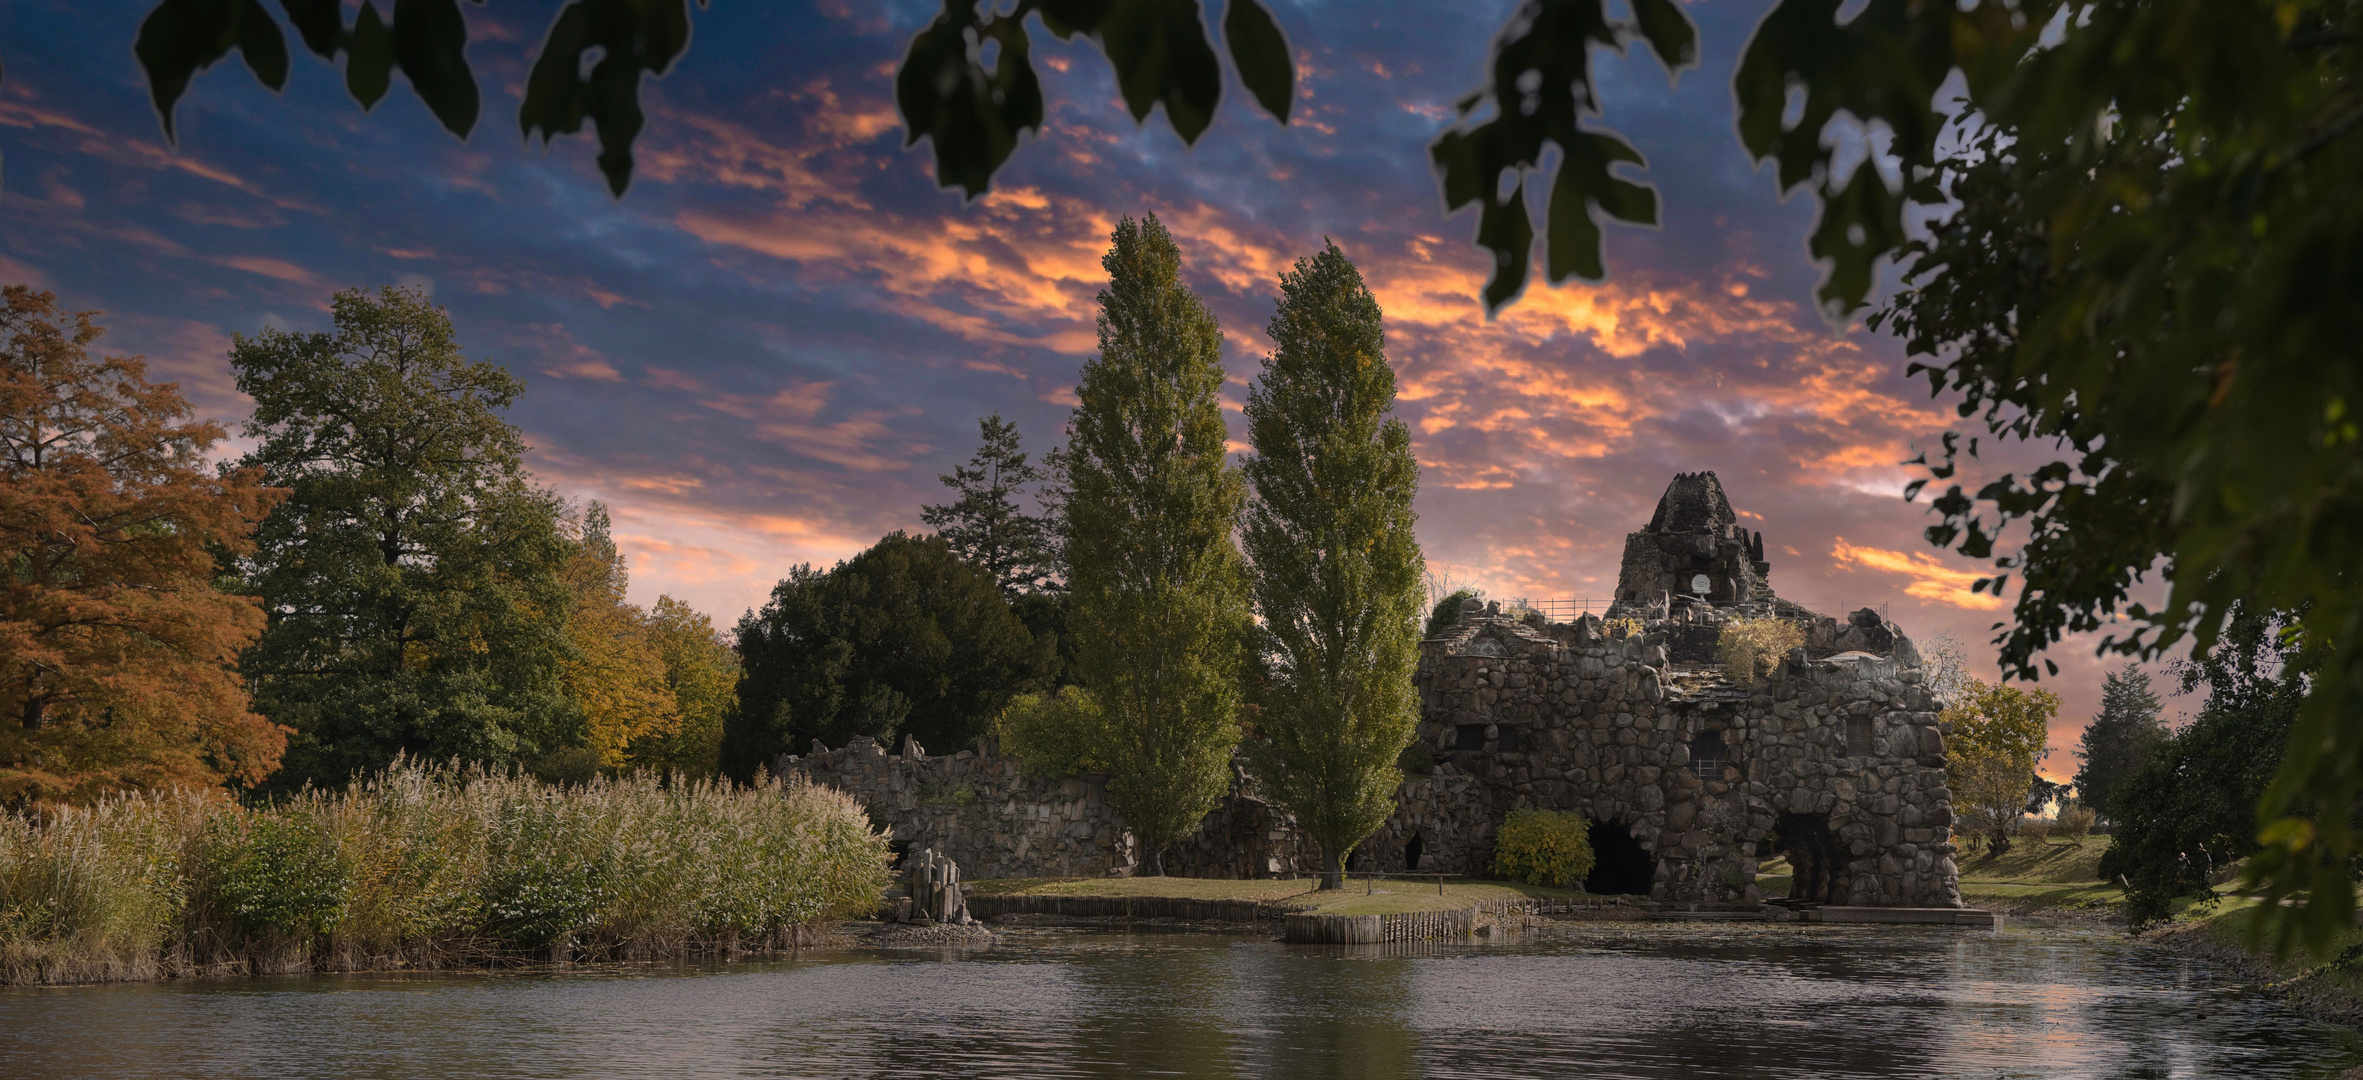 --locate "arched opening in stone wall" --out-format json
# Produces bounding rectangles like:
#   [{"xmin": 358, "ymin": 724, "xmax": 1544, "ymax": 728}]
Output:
[
  {"xmin": 1774, "ymin": 812, "xmax": 1847, "ymax": 903},
  {"xmin": 1403, "ymin": 832, "xmax": 1424, "ymax": 872},
  {"xmin": 1585, "ymin": 819, "xmax": 1656, "ymax": 896},
  {"xmin": 887, "ymin": 838, "xmax": 912, "ymax": 871}
]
